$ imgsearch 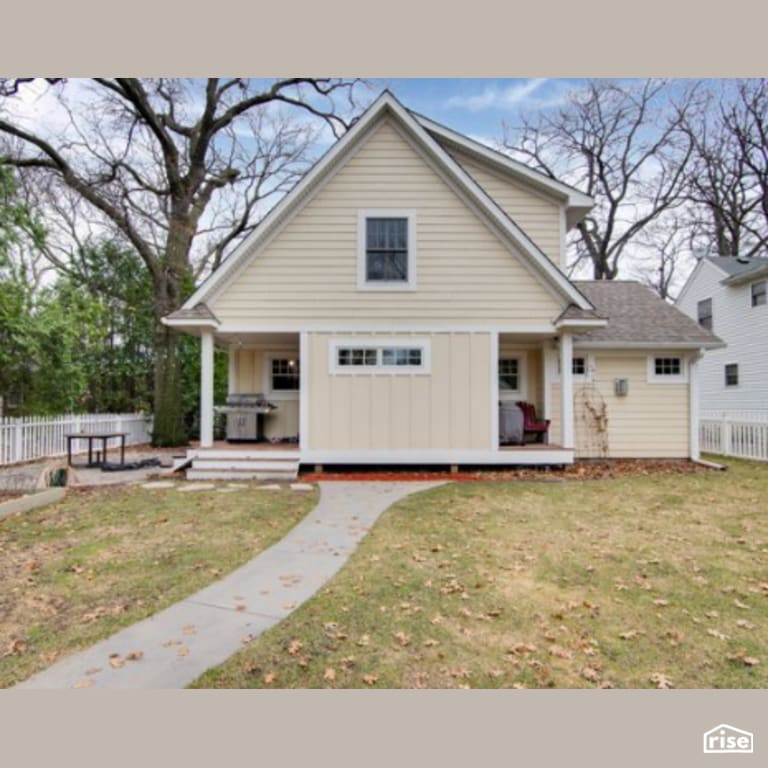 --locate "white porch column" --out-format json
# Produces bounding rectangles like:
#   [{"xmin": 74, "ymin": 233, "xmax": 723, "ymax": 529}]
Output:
[
  {"xmin": 200, "ymin": 329, "xmax": 215, "ymax": 448},
  {"xmin": 689, "ymin": 351, "xmax": 701, "ymax": 460},
  {"xmin": 559, "ymin": 332, "xmax": 574, "ymax": 449},
  {"xmin": 227, "ymin": 345, "xmax": 237, "ymax": 395}
]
